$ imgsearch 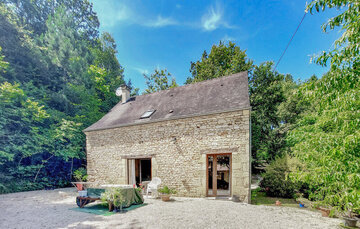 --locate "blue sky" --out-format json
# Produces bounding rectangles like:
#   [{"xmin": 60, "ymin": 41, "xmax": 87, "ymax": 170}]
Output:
[{"xmin": 90, "ymin": 0, "xmax": 340, "ymax": 92}]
